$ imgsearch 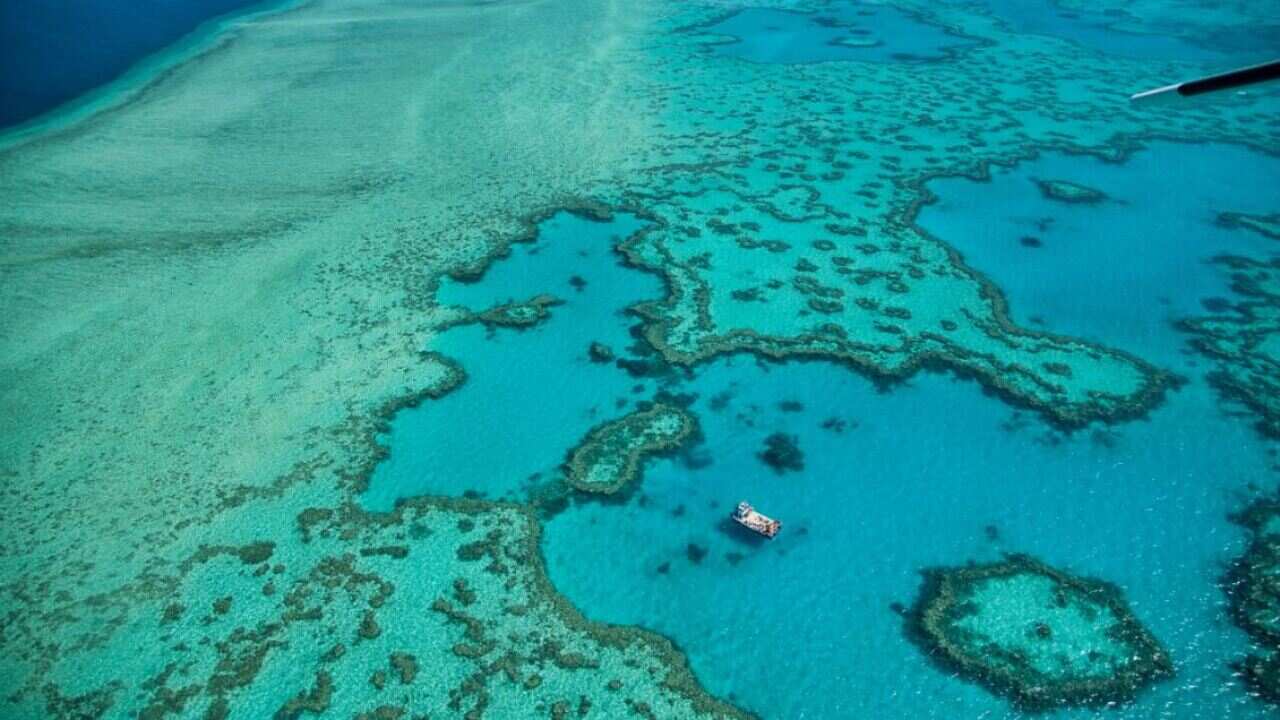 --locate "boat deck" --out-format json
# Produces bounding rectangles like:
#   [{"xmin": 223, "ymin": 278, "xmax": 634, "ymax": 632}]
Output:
[{"xmin": 731, "ymin": 501, "xmax": 781, "ymax": 539}]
